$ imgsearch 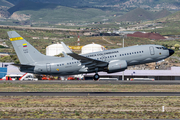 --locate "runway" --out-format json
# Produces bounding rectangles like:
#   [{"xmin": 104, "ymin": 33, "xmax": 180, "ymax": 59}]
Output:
[
  {"xmin": 1, "ymin": 80, "xmax": 180, "ymax": 85},
  {"xmin": 0, "ymin": 92, "xmax": 180, "ymax": 96}
]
